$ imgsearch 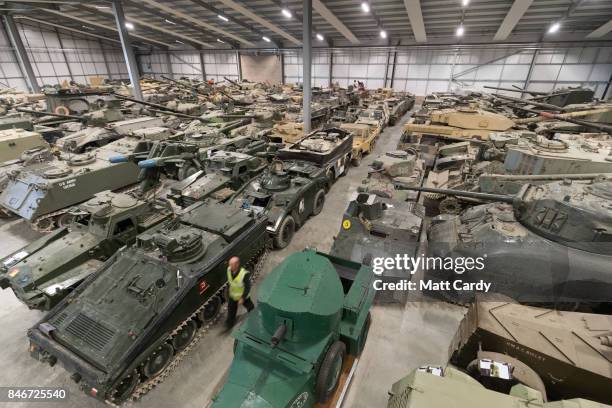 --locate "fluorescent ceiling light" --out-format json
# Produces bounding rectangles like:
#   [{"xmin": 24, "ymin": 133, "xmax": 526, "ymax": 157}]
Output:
[
  {"xmin": 175, "ymin": 40, "xmax": 184, "ymax": 44},
  {"xmin": 217, "ymin": 38, "xmax": 225, "ymax": 43},
  {"xmin": 218, "ymin": 14, "xmax": 229, "ymax": 22},
  {"xmin": 81, "ymin": 25, "xmax": 94, "ymax": 31},
  {"xmin": 462, "ymin": 0, "xmax": 469, "ymax": 6},
  {"xmin": 125, "ymin": 22, "xmax": 134, "ymax": 30},
  {"xmin": 165, "ymin": 19, "xmax": 176, "ymax": 25},
  {"xmin": 361, "ymin": 2, "xmax": 370, "ymax": 13},
  {"xmin": 262, "ymin": 36, "xmax": 271, "ymax": 42},
  {"xmin": 380, "ymin": 30, "xmax": 387, "ymax": 39},
  {"xmin": 281, "ymin": 8, "xmax": 292, "ymax": 19},
  {"xmin": 316, "ymin": 33, "xmax": 324, "ymax": 41},
  {"xmin": 94, "ymin": 6, "xmax": 109, "ymax": 9},
  {"xmin": 456, "ymin": 25, "xmax": 464, "ymax": 36},
  {"xmin": 548, "ymin": 22, "xmax": 560, "ymax": 33}
]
